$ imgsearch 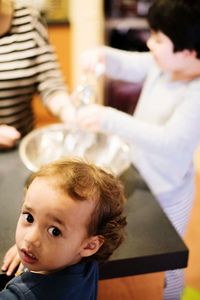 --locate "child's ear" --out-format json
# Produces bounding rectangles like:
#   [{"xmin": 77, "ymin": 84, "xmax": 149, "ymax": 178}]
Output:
[{"xmin": 80, "ymin": 235, "xmax": 104, "ymax": 258}]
